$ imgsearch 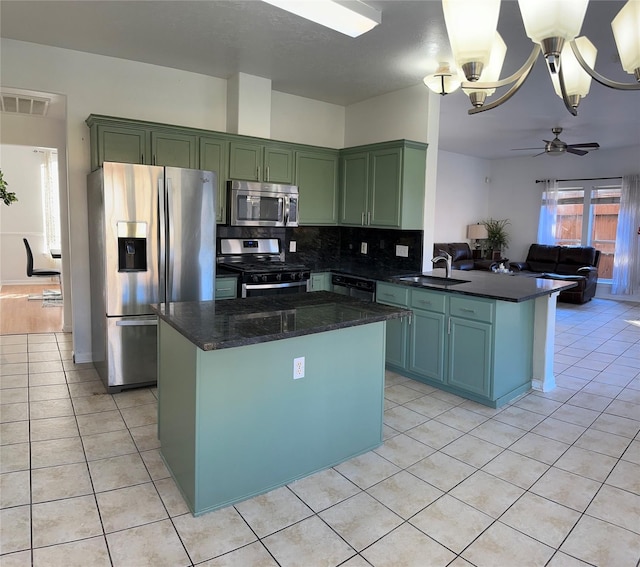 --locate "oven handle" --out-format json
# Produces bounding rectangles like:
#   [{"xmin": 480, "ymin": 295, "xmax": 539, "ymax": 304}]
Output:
[{"xmin": 242, "ymin": 280, "xmax": 309, "ymax": 298}]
